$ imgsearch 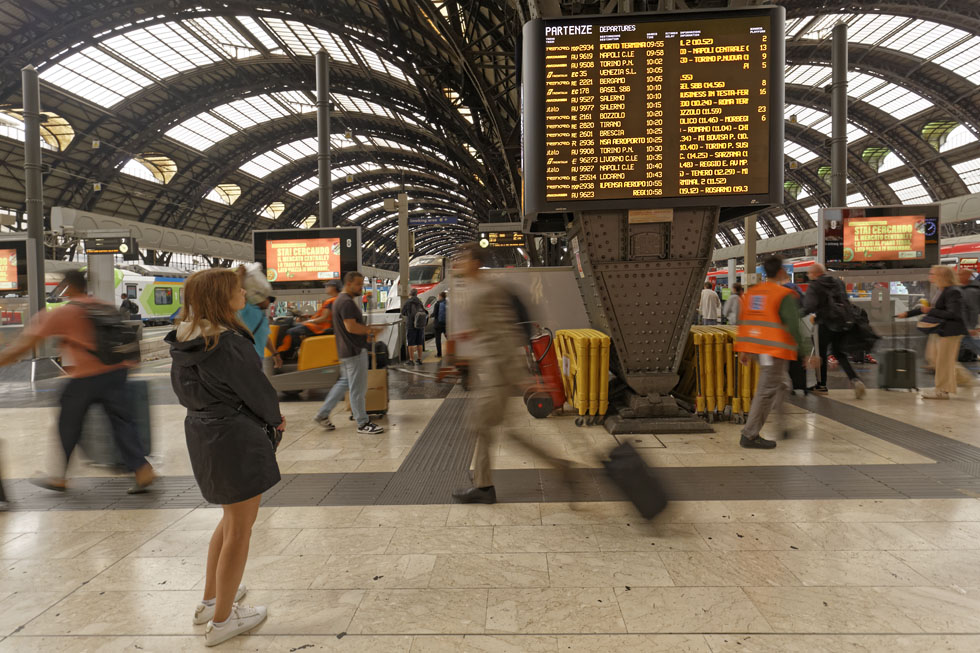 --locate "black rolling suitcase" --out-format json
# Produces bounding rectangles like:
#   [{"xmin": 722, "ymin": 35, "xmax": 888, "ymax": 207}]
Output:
[
  {"xmin": 602, "ymin": 442, "xmax": 668, "ymax": 519},
  {"xmin": 878, "ymin": 349, "xmax": 917, "ymax": 391},
  {"xmin": 788, "ymin": 357, "xmax": 808, "ymax": 394},
  {"xmin": 80, "ymin": 379, "xmax": 152, "ymax": 467}
]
